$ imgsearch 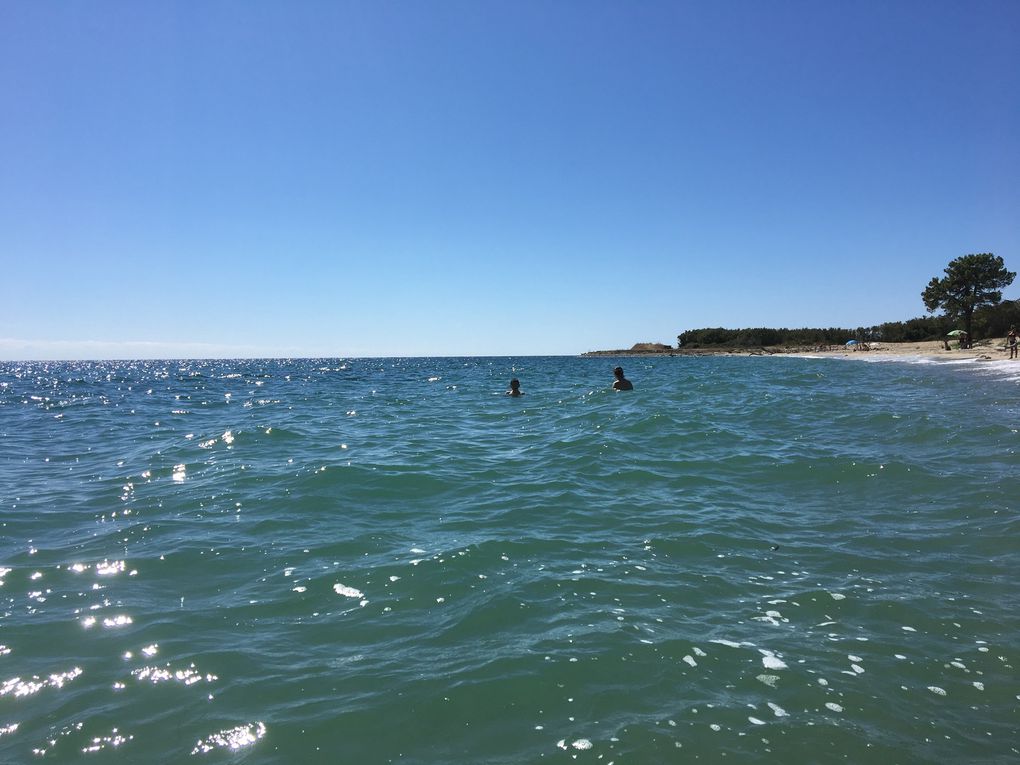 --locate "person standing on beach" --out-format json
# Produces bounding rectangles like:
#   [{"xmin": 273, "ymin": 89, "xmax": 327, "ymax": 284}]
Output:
[
  {"xmin": 1009, "ymin": 327, "xmax": 1018, "ymax": 359},
  {"xmin": 612, "ymin": 366, "xmax": 633, "ymax": 391},
  {"xmin": 506, "ymin": 378, "xmax": 524, "ymax": 397}
]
